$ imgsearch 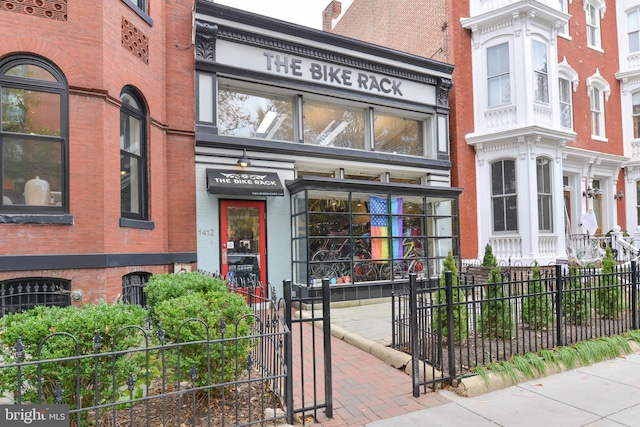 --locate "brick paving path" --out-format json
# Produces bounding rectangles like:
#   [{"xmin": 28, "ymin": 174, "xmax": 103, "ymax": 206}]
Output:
[{"xmin": 291, "ymin": 314, "xmax": 449, "ymax": 427}]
